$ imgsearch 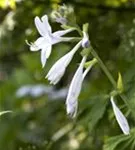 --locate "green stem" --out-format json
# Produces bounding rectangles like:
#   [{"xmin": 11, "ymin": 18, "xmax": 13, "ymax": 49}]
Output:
[
  {"xmin": 90, "ymin": 47, "xmax": 134, "ymax": 115},
  {"xmin": 91, "ymin": 47, "xmax": 117, "ymax": 88},
  {"xmin": 75, "ymin": 25, "xmax": 83, "ymax": 36},
  {"xmin": 75, "ymin": 25, "xmax": 134, "ymax": 117}
]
